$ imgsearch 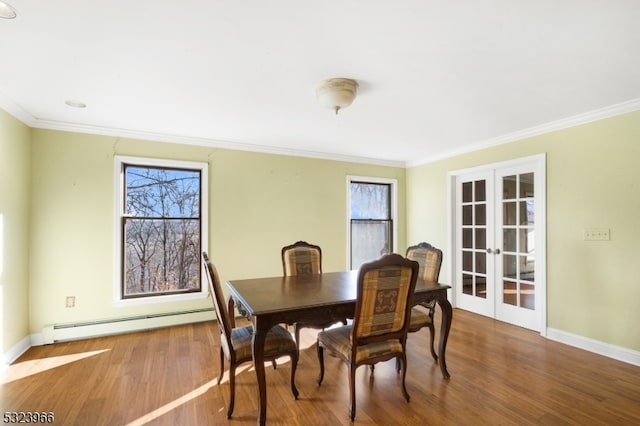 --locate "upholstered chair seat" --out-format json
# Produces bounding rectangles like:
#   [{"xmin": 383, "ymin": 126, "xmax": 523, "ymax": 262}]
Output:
[
  {"xmin": 407, "ymin": 306, "xmax": 432, "ymax": 332},
  {"xmin": 225, "ymin": 325, "xmax": 299, "ymax": 365},
  {"xmin": 318, "ymin": 325, "xmax": 404, "ymax": 363}
]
